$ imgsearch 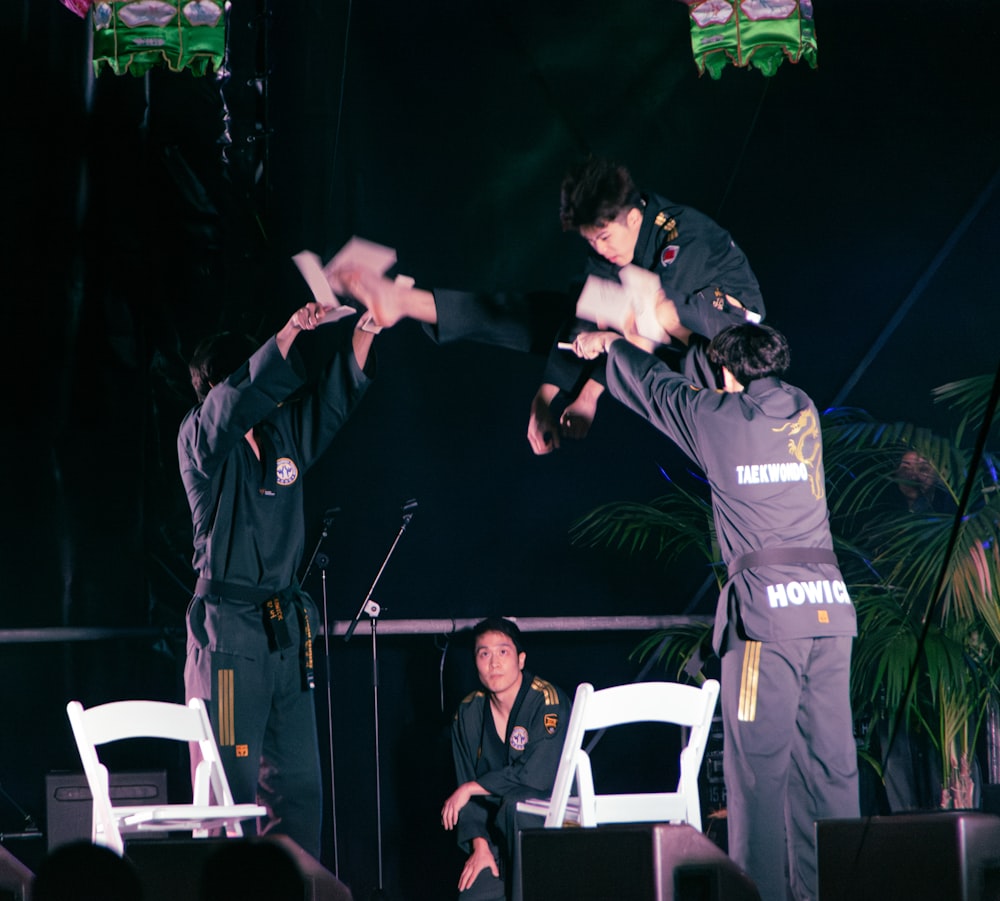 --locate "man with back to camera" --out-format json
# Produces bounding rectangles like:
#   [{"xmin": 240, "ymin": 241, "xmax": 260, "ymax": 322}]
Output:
[
  {"xmin": 329, "ymin": 155, "xmax": 764, "ymax": 454},
  {"xmin": 178, "ymin": 297, "xmax": 376, "ymax": 858},
  {"xmin": 570, "ymin": 320, "xmax": 859, "ymax": 901},
  {"xmin": 443, "ymin": 617, "xmax": 571, "ymax": 901}
]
